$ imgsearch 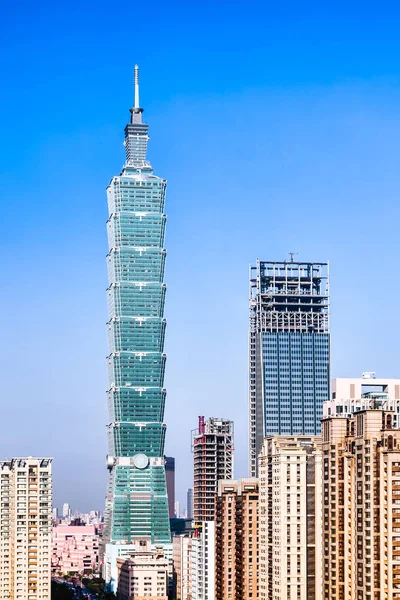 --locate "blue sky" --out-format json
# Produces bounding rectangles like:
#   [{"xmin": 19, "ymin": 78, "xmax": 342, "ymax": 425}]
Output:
[{"xmin": 2, "ymin": 1, "xmax": 400, "ymax": 511}]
